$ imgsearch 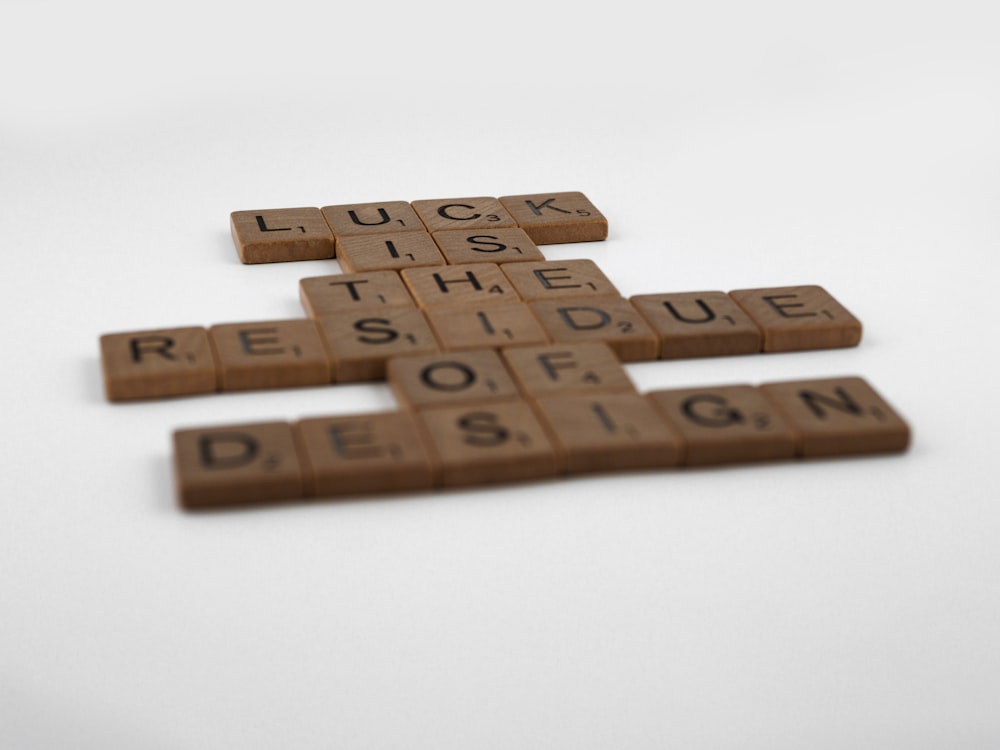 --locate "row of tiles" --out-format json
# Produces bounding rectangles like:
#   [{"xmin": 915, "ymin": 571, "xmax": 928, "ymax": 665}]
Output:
[
  {"xmin": 231, "ymin": 191, "xmax": 608, "ymax": 264},
  {"xmin": 173, "ymin": 369, "xmax": 910, "ymax": 509},
  {"xmin": 100, "ymin": 276, "xmax": 862, "ymax": 401}
]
